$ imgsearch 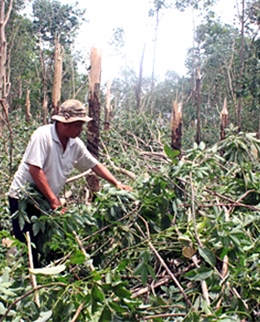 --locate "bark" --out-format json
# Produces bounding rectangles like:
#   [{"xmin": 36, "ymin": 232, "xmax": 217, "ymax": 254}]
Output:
[
  {"xmin": 171, "ymin": 100, "xmax": 182, "ymax": 152},
  {"xmin": 87, "ymin": 47, "xmax": 102, "ymax": 160},
  {"xmin": 237, "ymin": 0, "xmax": 245, "ymax": 131},
  {"xmin": 0, "ymin": 0, "xmax": 13, "ymax": 124},
  {"xmin": 104, "ymin": 79, "xmax": 112, "ymax": 131},
  {"xmin": 136, "ymin": 44, "xmax": 145, "ymax": 110},
  {"xmin": 39, "ymin": 35, "xmax": 48, "ymax": 124},
  {"xmin": 52, "ymin": 36, "xmax": 63, "ymax": 114},
  {"xmin": 220, "ymin": 97, "xmax": 229, "ymax": 140},
  {"xmin": 25, "ymin": 89, "xmax": 31, "ymax": 123},
  {"xmin": 195, "ymin": 68, "xmax": 201, "ymax": 144}
]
